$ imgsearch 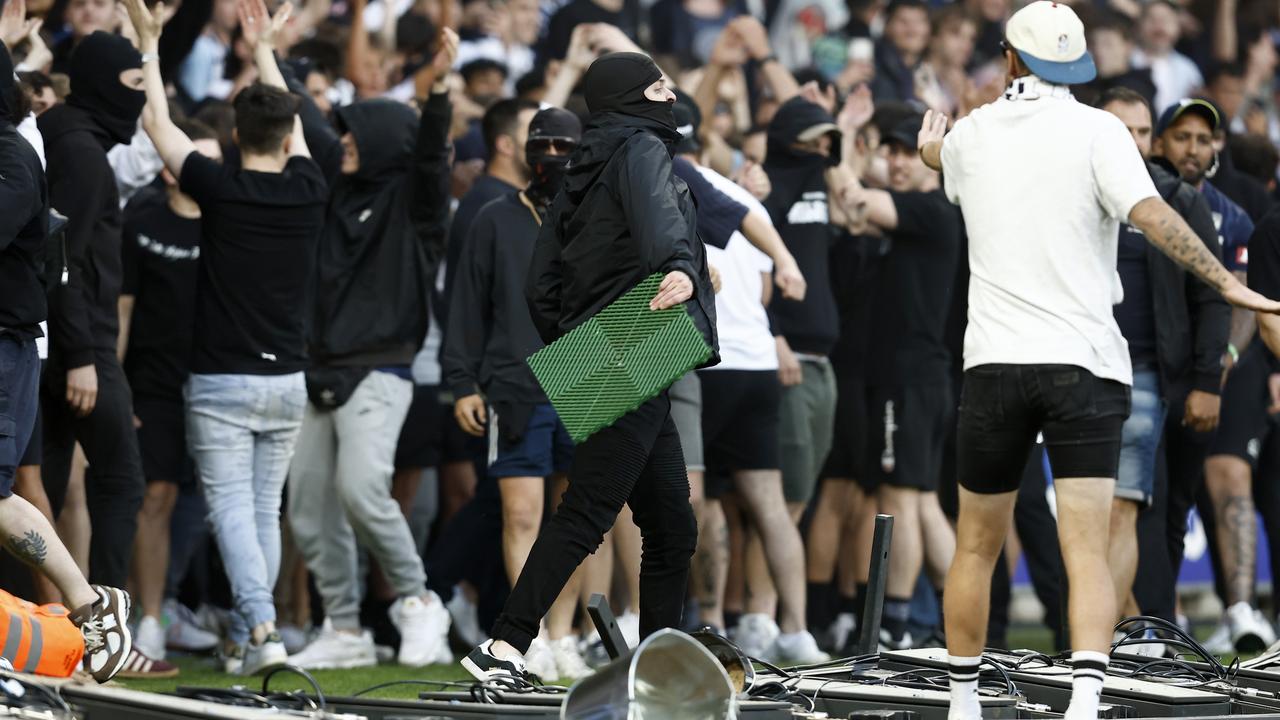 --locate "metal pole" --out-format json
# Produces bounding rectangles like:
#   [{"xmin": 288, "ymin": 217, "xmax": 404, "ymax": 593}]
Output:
[
  {"xmin": 587, "ymin": 593, "xmax": 631, "ymax": 660},
  {"xmin": 854, "ymin": 514, "xmax": 894, "ymax": 656}
]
